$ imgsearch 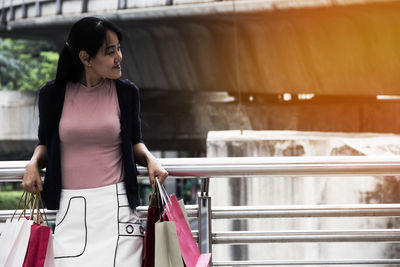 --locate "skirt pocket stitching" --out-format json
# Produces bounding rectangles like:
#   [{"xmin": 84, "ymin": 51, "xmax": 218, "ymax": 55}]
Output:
[
  {"xmin": 55, "ymin": 196, "xmax": 88, "ymax": 259},
  {"xmin": 56, "ymin": 196, "xmax": 85, "ymax": 227}
]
